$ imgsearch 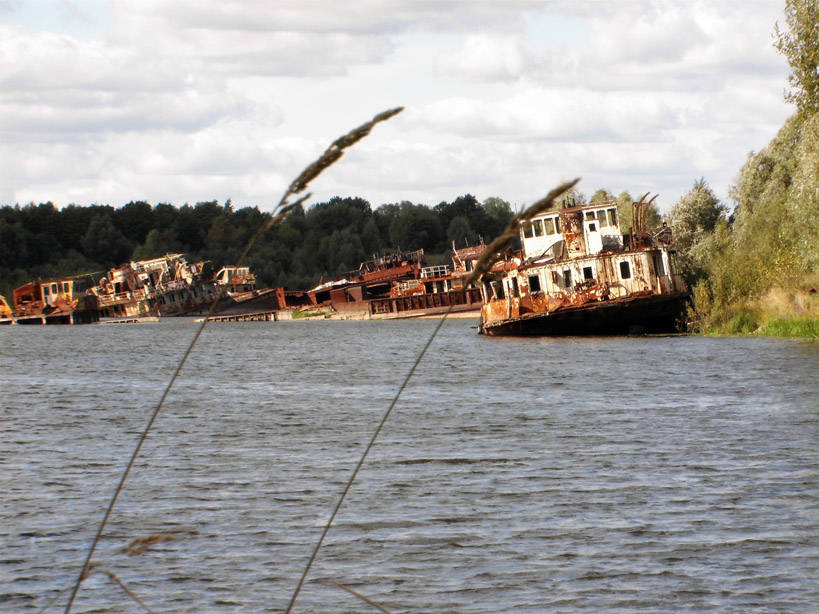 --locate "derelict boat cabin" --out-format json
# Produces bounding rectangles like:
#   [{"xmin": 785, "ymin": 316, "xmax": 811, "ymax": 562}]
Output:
[{"xmin": 478, "ymin": 200, "xmax": 689, "ymax": 336}]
